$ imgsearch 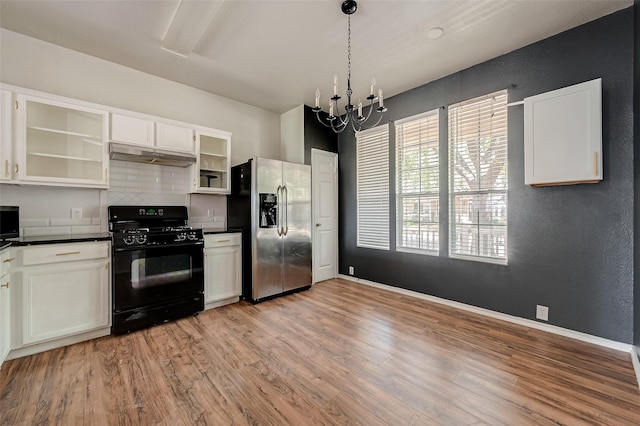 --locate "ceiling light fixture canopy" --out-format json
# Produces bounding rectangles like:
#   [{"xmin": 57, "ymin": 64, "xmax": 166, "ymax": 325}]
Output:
[{"xmin": 312, "ymin": 0, "xmax": 387, "ymax": 133}]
